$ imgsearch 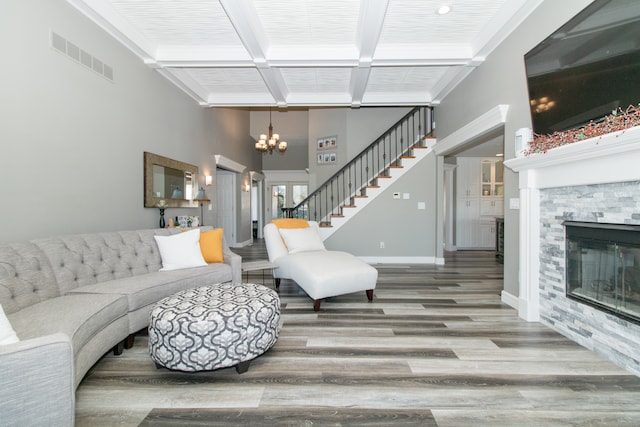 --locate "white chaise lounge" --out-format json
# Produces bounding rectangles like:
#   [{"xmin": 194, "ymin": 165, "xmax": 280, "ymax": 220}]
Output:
[{"xmin": 264, "ymin": 220, "xmax": 378, "ymax": 311}]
